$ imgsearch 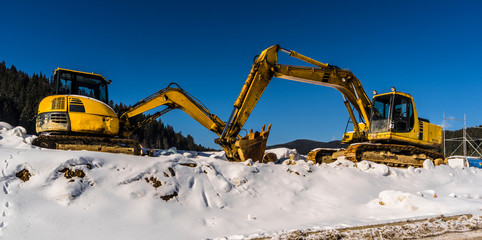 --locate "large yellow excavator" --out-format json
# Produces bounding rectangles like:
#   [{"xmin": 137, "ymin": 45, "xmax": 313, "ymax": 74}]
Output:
[
  {"xmin": 33, "ymin": 68, "xmax": 270, "ymax": 161},
  {"xmin": 229, "ymin": 45, "xmax": 443, "ymax": 167}
]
